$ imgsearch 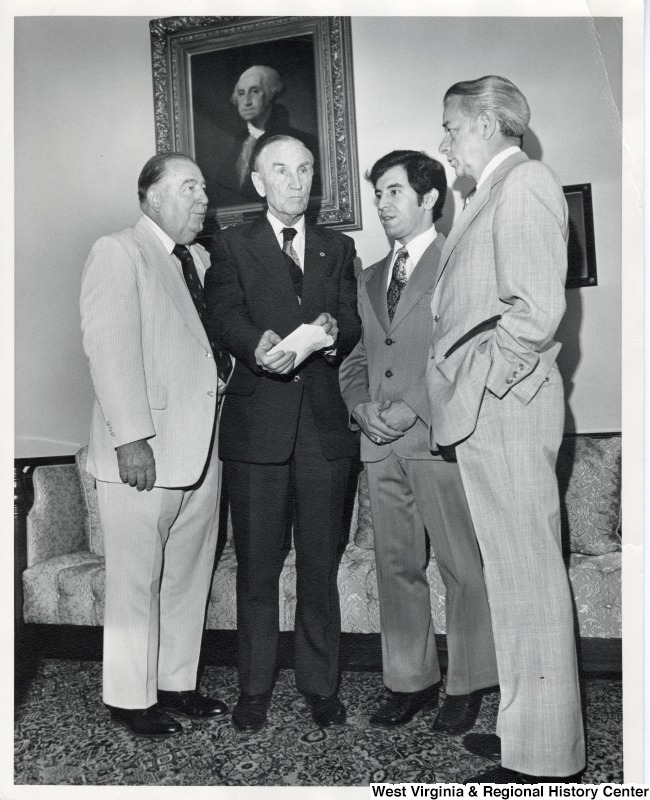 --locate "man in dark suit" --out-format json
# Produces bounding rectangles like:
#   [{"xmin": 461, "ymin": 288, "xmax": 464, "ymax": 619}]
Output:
[
  {"xmin": 339, "ymin": 150, "xmax": 498, "ymax": 734},
  {"xmin": 216, "ymin": 65, "xmax": 320, "ymax": 206},
  {"xmin": 204, "ymin": 135, "xmax": 360, "ymax": 732}
]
